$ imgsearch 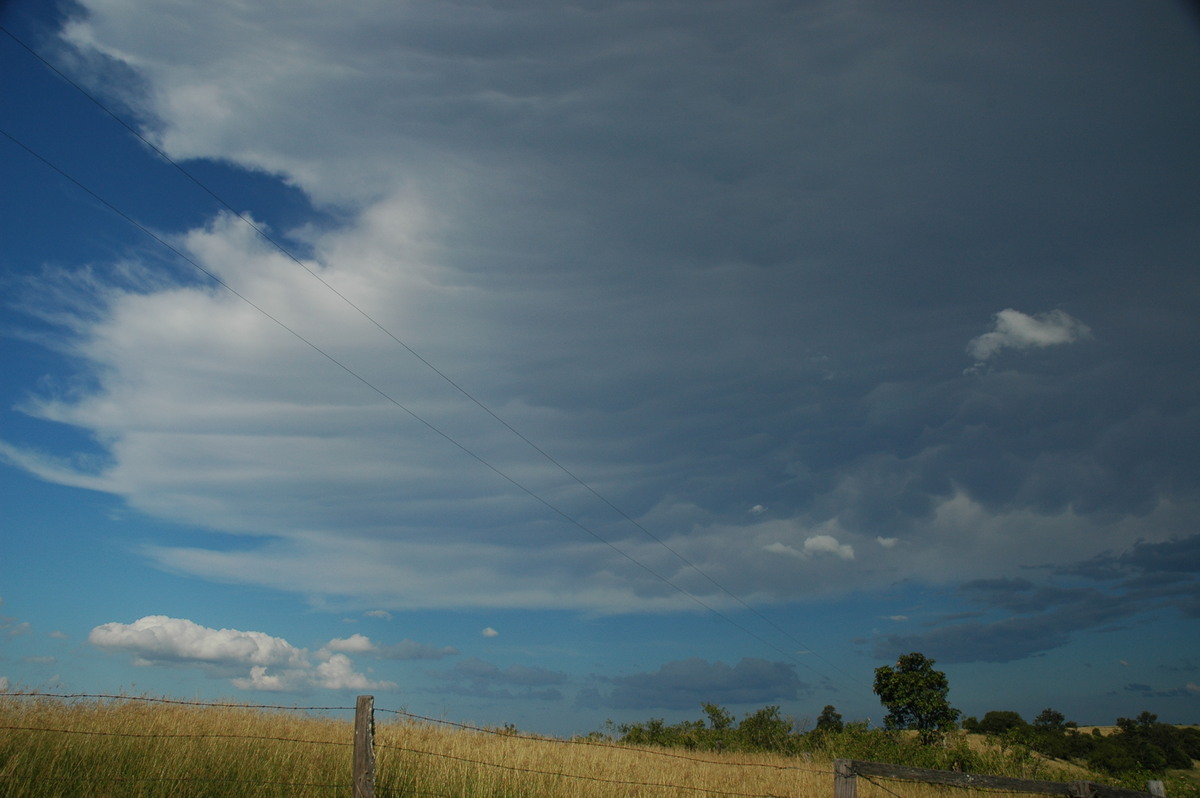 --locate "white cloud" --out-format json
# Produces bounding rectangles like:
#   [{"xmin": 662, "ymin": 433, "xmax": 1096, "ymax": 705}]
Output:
[
  {"xmin": 749, "ymin": 504, "xmax": 767, "ymax": 515},
  {"xmin": 89, "ymin": 616, "xmax": 306, "ymax": 668},
  {"xmin": 967, "ymin": 308, "xmax": 1091, "ymax": 363},
  {"xmin": 481, "ymin": 627, "xmax": 499, "ymax": 638},
  {"xmin": 364, "ymin": 610, "xmax": 392, "ymax": 621},
  {"xmin": 763, "ymin": 534, "xmax": 854, "ymax": 561},
  {"xmin": 804, "ymin": 534, "xmax": 855, "ymax": 560},
  {"xmin": 232, "ymin": 666, "xmax": 298, "ymax": 692},
  {"xmin": 89, "ymin": 616, "xmax": 393, "ymax": 691},
  {"xmin": 314, "ymin": 654, "xmax": 387, "ymax": 690},
  {"xmin": 876, "ymin": 537, "xmax": 898, "ymax": 548},
  {"xmin": 325, "ymin": 634, "xmax": 375, "ymax": 654}
]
